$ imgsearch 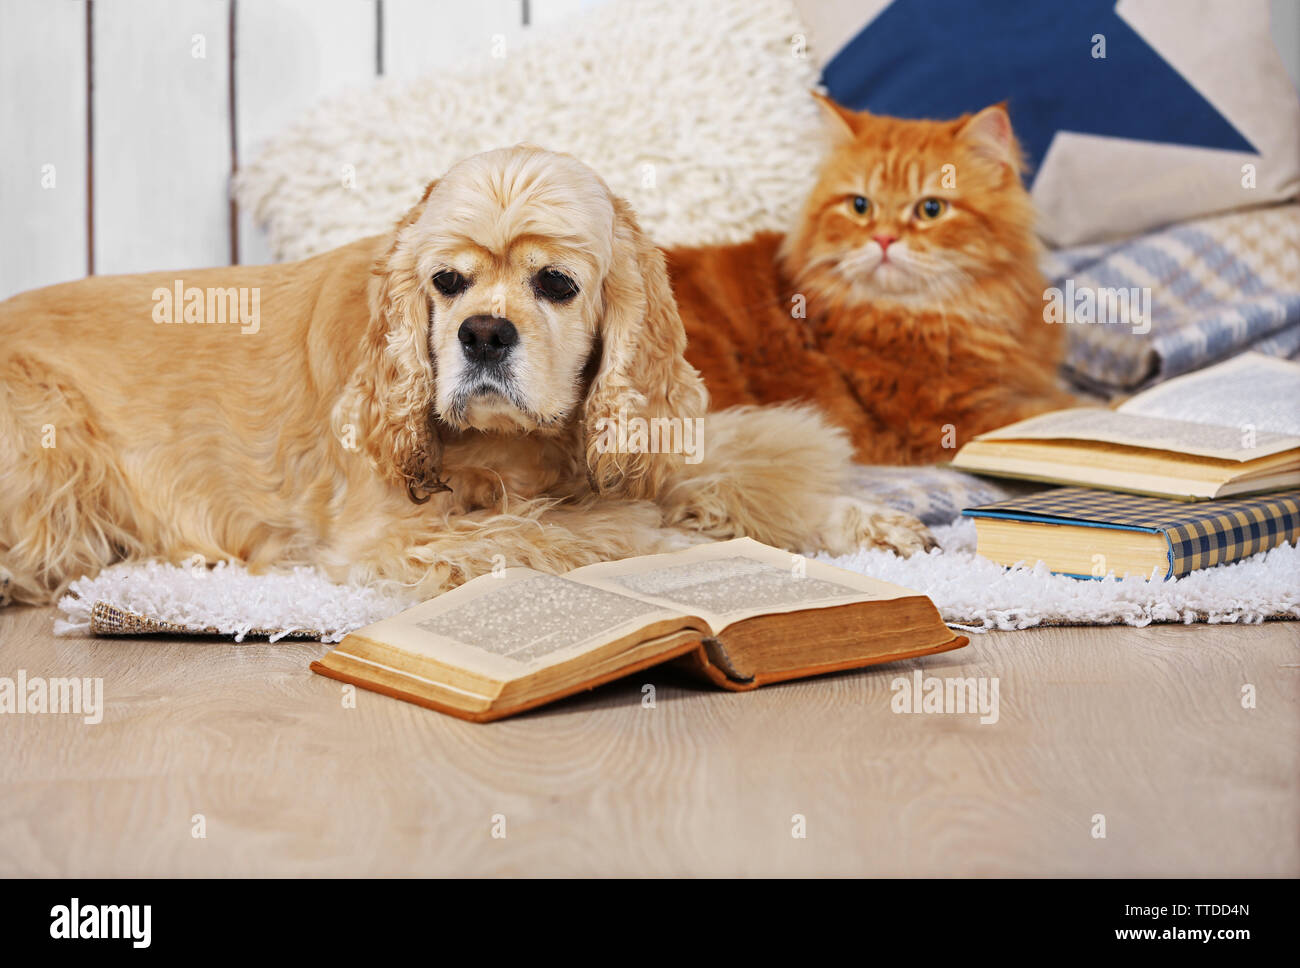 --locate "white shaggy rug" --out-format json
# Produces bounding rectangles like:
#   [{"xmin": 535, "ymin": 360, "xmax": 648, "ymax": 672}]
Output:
[
  {"xmin": 55, "ymin": 561, "xmax": 413, "ymax": 644},
  {"xmin": 234, "ymin": 0, "xmax": 824, "ymax": 261},
  {"xmin": 54, "ymin": 518, "xmax": 1299, "ymax": 643},
  {"xmin": 819, "ymin": 518, "xmax": 1300, "ymax": 631}
]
